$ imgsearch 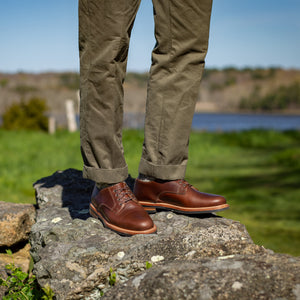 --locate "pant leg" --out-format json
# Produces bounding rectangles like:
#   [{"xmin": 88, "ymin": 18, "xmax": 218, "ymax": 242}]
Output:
[
  {"xmin": 79, "ymin": 0, "xmax": 141, "ymax": 183},
  {"xmin": 139, "ymin": 0, "xmax": 213, "ymax": 180}
]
